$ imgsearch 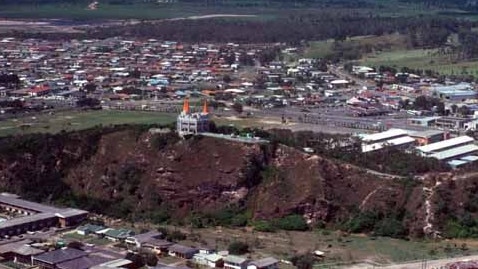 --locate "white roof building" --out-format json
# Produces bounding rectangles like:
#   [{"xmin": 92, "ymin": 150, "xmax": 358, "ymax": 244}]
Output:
[
  {"xmin": 362, "ymin": 136, "xmax": 416, "ymax": 153},
  {"xmin": 361, "ymin": 128, "xmax": 409, "ymax": 144},
  {"xmin": 417, "ymin": 136, "xmax": 474, "ymax": 155},
  {"xmin": 430, "ymin": 144, "xmax": 478, "ymax": 161}
]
